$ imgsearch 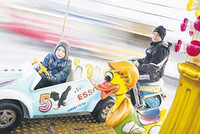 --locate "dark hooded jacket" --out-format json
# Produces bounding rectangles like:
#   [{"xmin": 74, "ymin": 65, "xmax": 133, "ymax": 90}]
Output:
[
  {"xmin": 137, "ymin": 41, "xmax": 171, "ymax": 82},
  {"xmin": 41, "ymin": 41, "xmax": 72, "ymax": 84}
]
